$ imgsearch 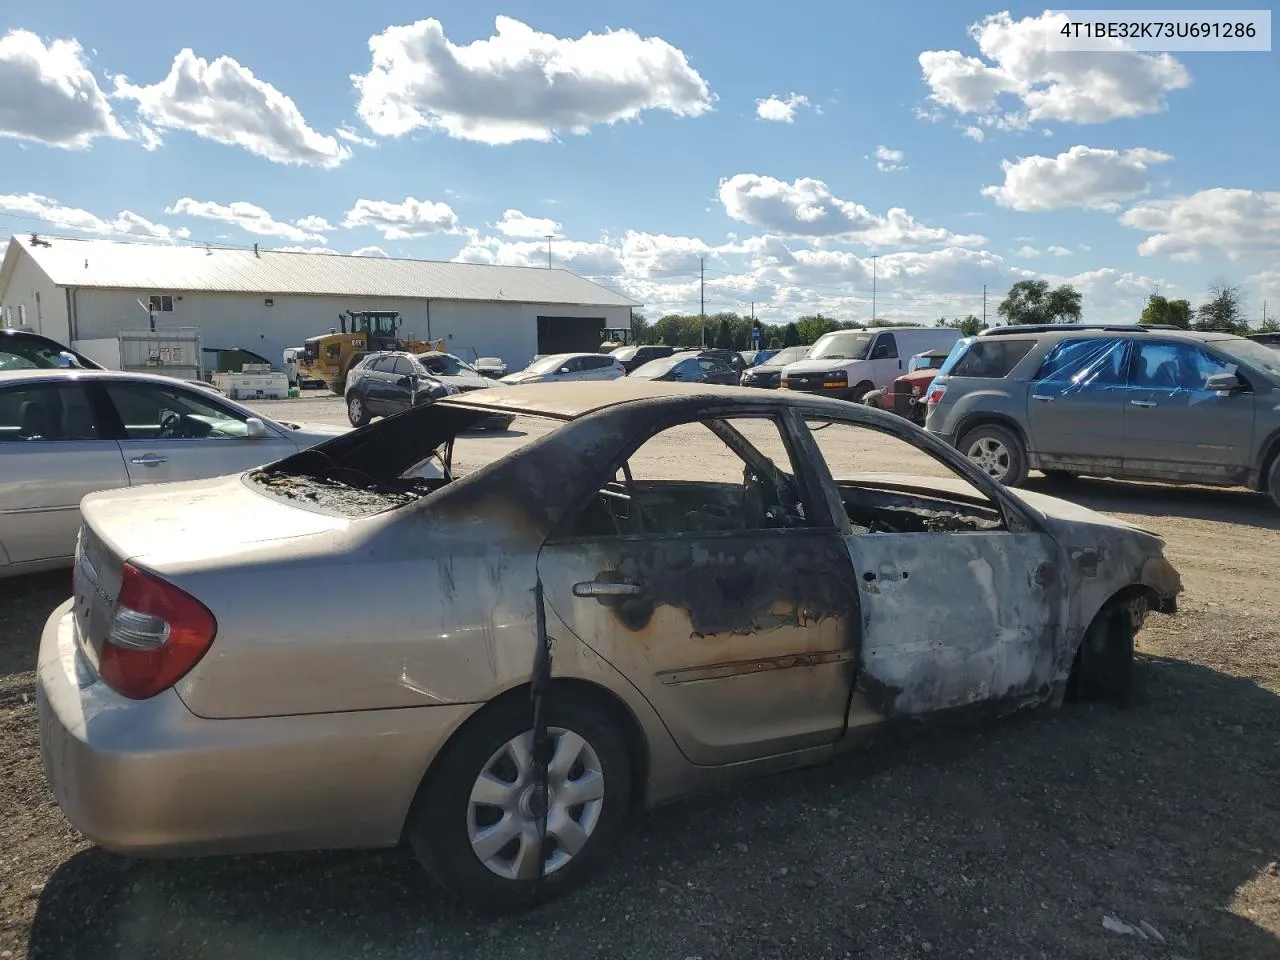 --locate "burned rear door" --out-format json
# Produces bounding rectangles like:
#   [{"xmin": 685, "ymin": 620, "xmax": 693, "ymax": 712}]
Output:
[
  {"xmin": 537, "ymin": 413, "xmax": 861, "ymax": 767},
  {"xmin": 796, "ymin": 415, "xmax": 1067, "ymax": 719}
]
